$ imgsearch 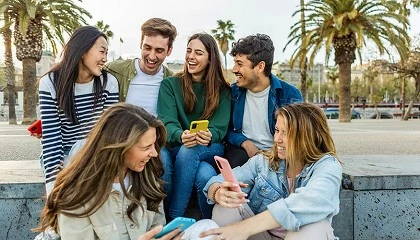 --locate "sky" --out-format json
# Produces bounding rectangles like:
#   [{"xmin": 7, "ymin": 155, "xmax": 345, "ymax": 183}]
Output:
[
  {"xmin": 80, "ymin": 0, "xmax": 303, "ymax": 68},
  {"xmin": 1, "ymin": 0, "xmax": 420, "ymax": 68}
]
